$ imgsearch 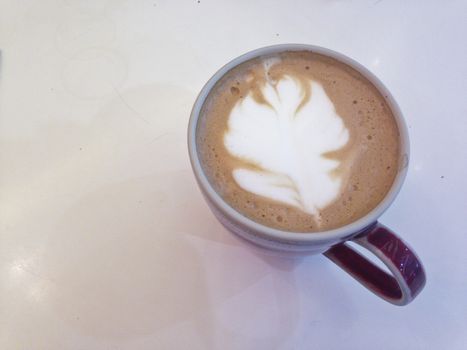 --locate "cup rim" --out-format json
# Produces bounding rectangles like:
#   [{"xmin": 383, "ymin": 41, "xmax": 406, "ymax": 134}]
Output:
[{"xmin": 188, "ymin": 44, "xmax": 409, "ymax": 245}]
